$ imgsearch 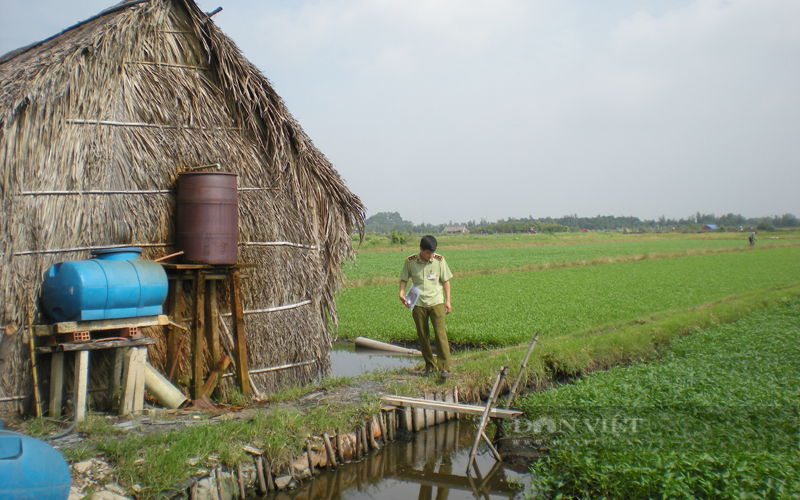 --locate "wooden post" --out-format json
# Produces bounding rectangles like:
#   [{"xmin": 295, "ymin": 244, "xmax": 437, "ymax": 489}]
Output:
[
  {"xmin": 255, "ymin": 456, "xmax": 267, "ymax": 494},
  {"xmin": 200, "ymin": 355, "xmax": 231, "ymax": 398},
  {"xmin": 73, "ymin": 351, "xmax": 90, "ymax": 422},
  {"xmin": 306, "ymin": 439, "xmax": 316, "ymax": 474},
  {"xmin": 120, "ymin": 348, "xmax": 137, "ymax": 415},
  {"xmin": 368, "ymin": 418, "xmax": 379, "ymax": 450},
  {"xmin": 360, "ymin": 424, "xmax": 368, "ymax": 453},
  {"xmin": 192, "ymin": 271, "xmax": 205, "ymax": 399},
  {"xmin": 323, "ymin": 432, "xmax": 338, "ymax": 468},
  {"xmin": 229, "ymin": 270, "xmax": 250, "ymax": 397},
  {"xmin": 378, "ymin": 413, "xmax": 387, "ymax": 443},
  {"xmin": 335, "ymin": 429, "xmax": 345, "ymax": 464},
  {"xmin": 236, "ymin": 464, "xmax": 245, "ymax": 500},
  {"xmin": 444, "ymin": 391, "xmax": 454, "ymax": 421},
  {"xmin": 166, "ymin": 279, "xmax": 183, "ymax": 383},
  {"xmin": 205, "ymin": 280, "xmax": 220, "ymax": 369},
  {"xmin": 263, "ymin": 459, "xmax": 275, "ymax": 491},
  {"xmin": 108, "ymin": 347, "xmax": 124, "ymax": 412},
  {"xmin": 133, "ymin": 348, "xmax": 147, "ymax": 413},
  {"xmin": 49, "ymin": 351, "xmax": 64, "ymax": 418}
]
